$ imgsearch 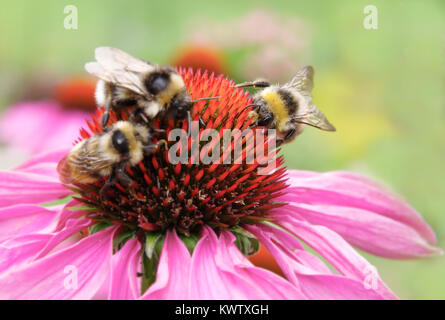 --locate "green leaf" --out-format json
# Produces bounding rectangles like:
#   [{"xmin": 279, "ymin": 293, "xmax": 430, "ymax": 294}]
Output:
[
  {"xmin": 230, "ymin": 226, "xmax": 256, "ymax": 239},
  {"xmin": 231, "ymin": 227, "xmax": 260, "ymax": 257},
  {"xmin": 67, "ymin": 205, "xmax": 97, "ymax": 211},
  {"xmin": 141, "ymin": 252, "xmax": 159, "ymax": 294},
  {"xmin": 88, "ymin": 221, "xmax": 113, "ymax": 235},
  {"xmin": 144, "ymin": 232, "xmax": 163, "ymax": 259},
  {"xmin": 140, "ymin": 232, "xmax": 165, "ymax": 295},
  {"xmin": 113, "ymin": 230, "xmax": 135, "ymax": 252},
  {"xmin": 40, "ymin": 195, "xmax": 73, "ymax": 207},
  {"xmin": 179, "ymin": 233, "xmax": 201, "ymax": 255}
]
